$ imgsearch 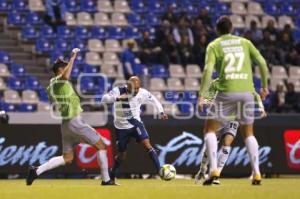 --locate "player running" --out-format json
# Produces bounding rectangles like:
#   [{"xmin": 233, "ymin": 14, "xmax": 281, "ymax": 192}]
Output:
[
  {"xmin": 198, "ymin": 16, "xmax": 269, "ymax": 185},
  {"xmin": 101, "ymin": 76, "xmax": 168, "ymax": 184},
  {"xmin": 26, "ymin": 48, "xmax": 116, "ymax": 186}
]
